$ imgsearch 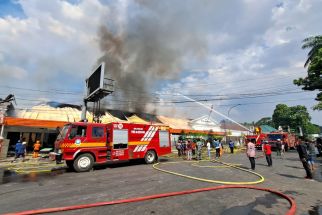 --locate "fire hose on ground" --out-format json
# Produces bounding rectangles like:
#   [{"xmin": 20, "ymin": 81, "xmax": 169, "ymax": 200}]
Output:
[
  {"xmin": 3, "ymin": 159, "xmax": 296, "ymax": 215},
  {"xmin": 3, "ymin": 185, "xmax": 296, "ymax": 215}
]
